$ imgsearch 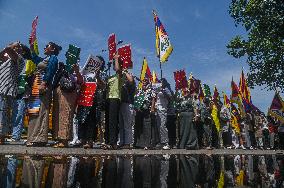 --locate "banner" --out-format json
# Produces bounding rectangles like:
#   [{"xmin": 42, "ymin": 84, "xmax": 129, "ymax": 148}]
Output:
[
  {"xmin": 29, "ymin": 16, "xmax": 38, "ymax": 46},
  {"xmin": 77, "ymin": 82, "xmax": 97, "ymax": 107},
  {"xmin": 108, "ymin": 33, "xmax": 116, "ymax": 61},
  {"xmin": 117, "ymin": 44, "xmax": 132, "ymax": 69},
  {"xmin": 65, "ymin": 44, "xmax": 80, "ymax": 72},
  {"xmin": 81, "ymin": 55, "xmax": 103, "ymax": 78}
]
